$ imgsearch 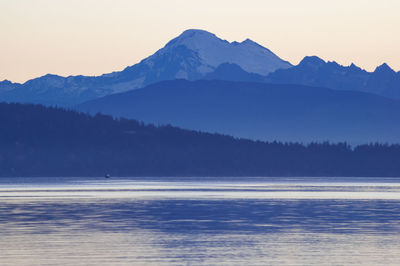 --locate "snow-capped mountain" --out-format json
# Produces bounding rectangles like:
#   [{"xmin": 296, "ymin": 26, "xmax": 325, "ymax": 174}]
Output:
[
  {"xmin": 105, "ymin": 29, "xmax": 291, "ymax": 91},
  {"xmin": 0, "ymin": 29, "xmax": 291, "ymax": 106},
  {"xmin": 144, "ymin": 29, "xmax": 292, "ymax": 77}
]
